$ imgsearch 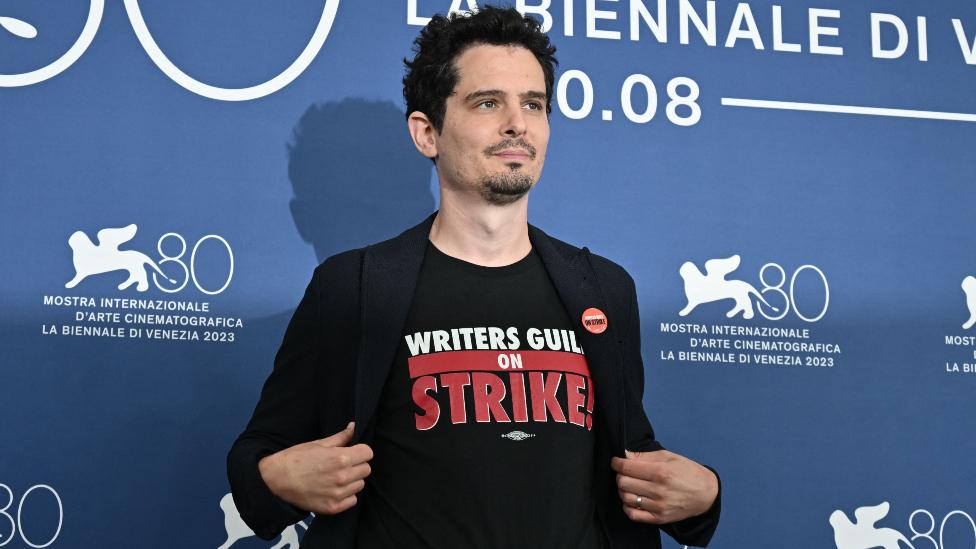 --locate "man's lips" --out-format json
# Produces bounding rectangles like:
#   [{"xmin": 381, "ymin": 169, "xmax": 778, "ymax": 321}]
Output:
[{"xmin": 494, "ymin": 150, "xmax": 532, "ymax": 160}]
